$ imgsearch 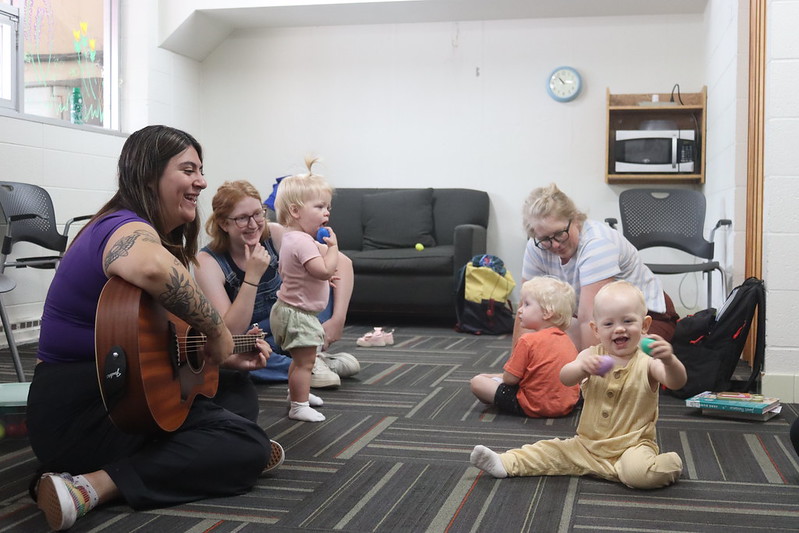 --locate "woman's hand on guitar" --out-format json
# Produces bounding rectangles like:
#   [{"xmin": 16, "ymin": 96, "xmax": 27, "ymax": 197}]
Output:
[
  {"xmin": 221, "ymin": 325, "xmax": 271, "ymax": 371},
  {"xmin": 203, "ymin": 328, "xmax": 235, "ymax": 366},
  {"xmin": 221, "ymin": 338, "xmax": 270, "ymax": 370}
]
